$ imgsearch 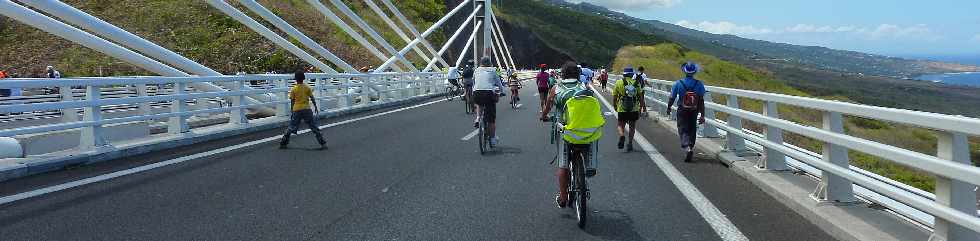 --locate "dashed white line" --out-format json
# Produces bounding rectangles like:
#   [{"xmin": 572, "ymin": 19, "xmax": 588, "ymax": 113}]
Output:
[
  {"xmin": 593, "ymin": 86, "xmax": 749, "ymax": 241},
  {"xmin": 0, "ymin": 97, "xmax": 449, "ymax": 205},
  {"xmin": 461, "ymin": 129, "xmax": 480, "ymax": 141}
]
